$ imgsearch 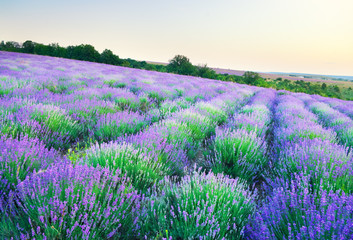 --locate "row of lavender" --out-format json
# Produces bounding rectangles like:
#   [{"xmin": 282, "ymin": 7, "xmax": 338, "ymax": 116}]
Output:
[
  {"xmin": 211, "ymin": 89, "xmax": 276, "ymax": 183},
  {"xmin": 247, "ymin": 93, "xmax": 353, "ymax": 239}
]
